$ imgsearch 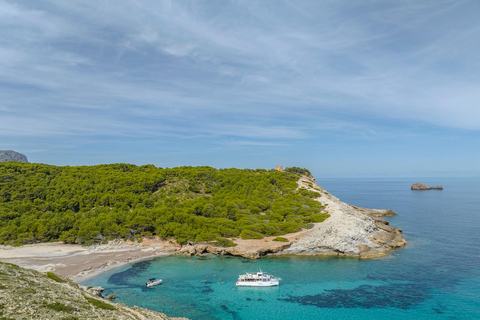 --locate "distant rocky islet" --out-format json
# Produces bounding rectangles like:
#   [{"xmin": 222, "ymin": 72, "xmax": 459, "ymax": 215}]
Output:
[{"xmin": 411, "ymin": 182, "xmax": 443, "ymax": 190}]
